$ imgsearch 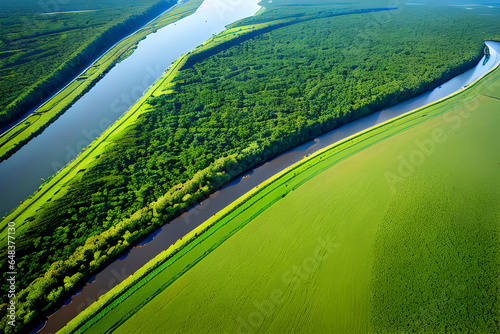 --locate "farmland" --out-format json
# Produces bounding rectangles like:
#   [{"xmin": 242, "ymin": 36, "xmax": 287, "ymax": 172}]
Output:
[{"xmin": 61, "ymin": 53, "xmax": 500, "ymax": 333}]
